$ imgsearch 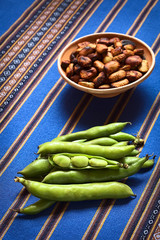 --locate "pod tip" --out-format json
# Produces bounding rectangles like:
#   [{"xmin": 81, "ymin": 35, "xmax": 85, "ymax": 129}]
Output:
[
  {"xmin": 14, "ymin": 177, "xmax": 20, "ymax": 182},
  {"xmin": 132, "ymin": 193, "xmax": 137, "ymax": 198},
  {"xmin": 10, "ymin": 208, "xmax": 20, "ymax": 213}
]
